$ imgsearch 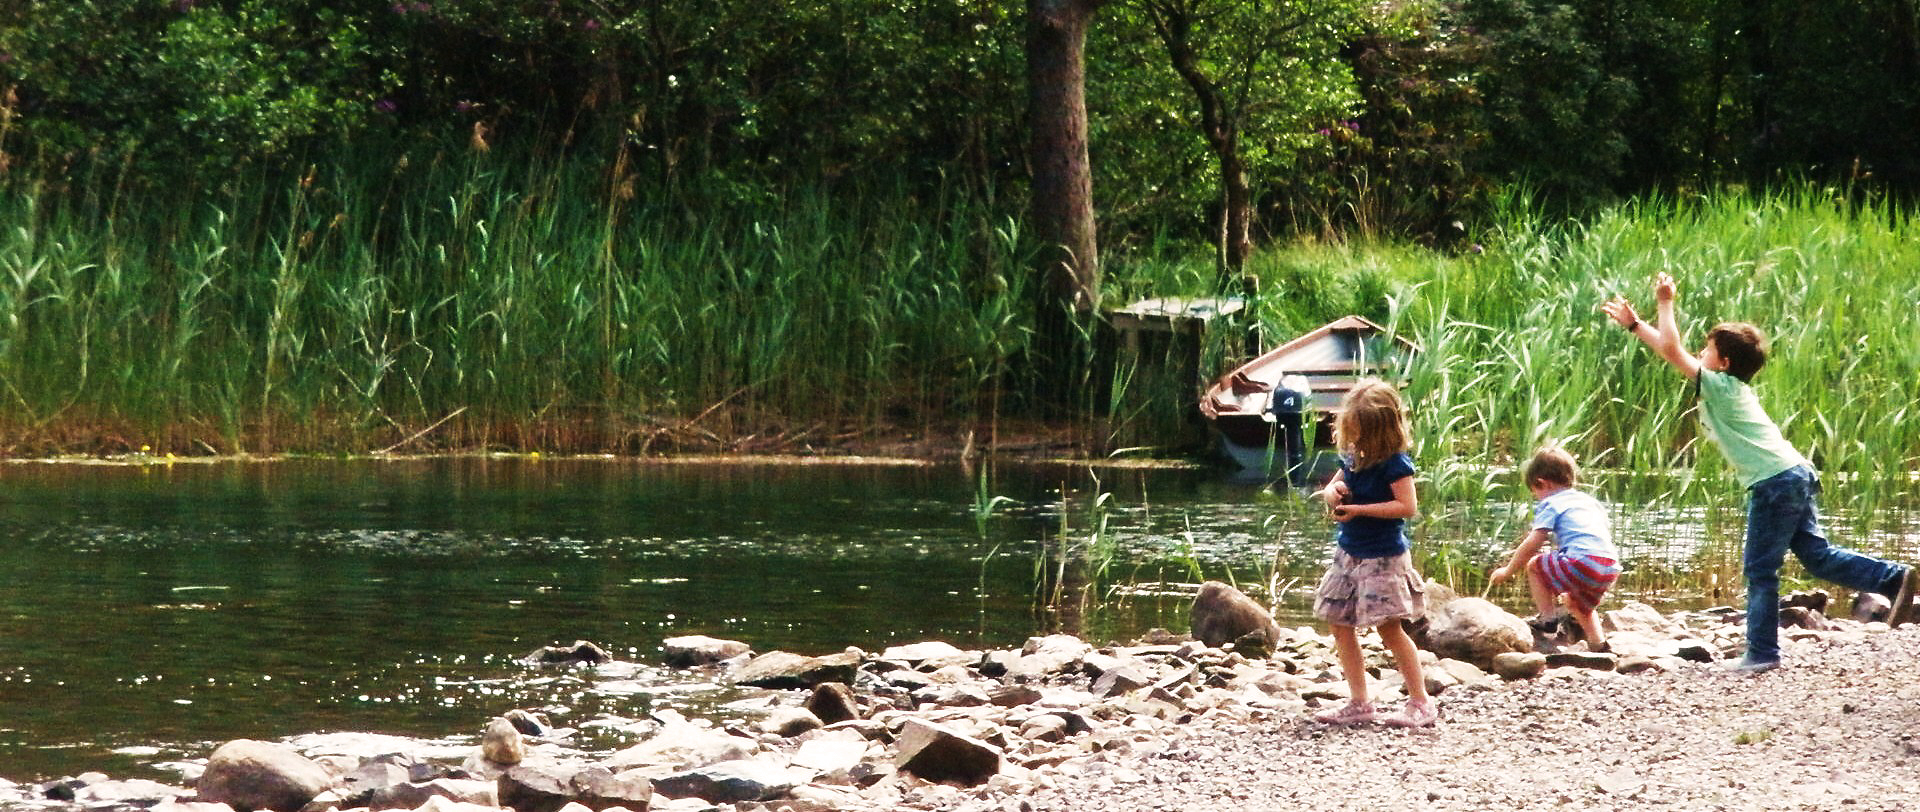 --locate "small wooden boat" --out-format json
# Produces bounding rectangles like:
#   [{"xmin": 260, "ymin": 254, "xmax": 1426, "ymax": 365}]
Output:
[{"xmin": 1199, "ymin": 315, "xmax": 1420, "ymax": 476}]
